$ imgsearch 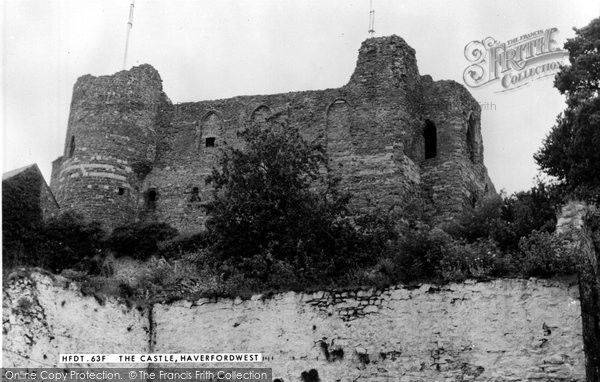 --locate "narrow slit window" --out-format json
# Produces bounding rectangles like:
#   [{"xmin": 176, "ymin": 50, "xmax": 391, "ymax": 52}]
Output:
[
  {"xmin": 467, "ymin": 116, "xmax": 476, "ymax": 163},
  {"xmin": 146, "ymin": 189, "xmax": 157, "ymax": 210},
  {"xmin": 424, "ymin": 120, "xmax": 437, "ymax": 159},
  {"xmin": 205, "ymin": 137, "xmax": 216, "ymax": 147},
  {"xmin": 69, "ymin": 136, "xmax": 76, "ymax": 157}
]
